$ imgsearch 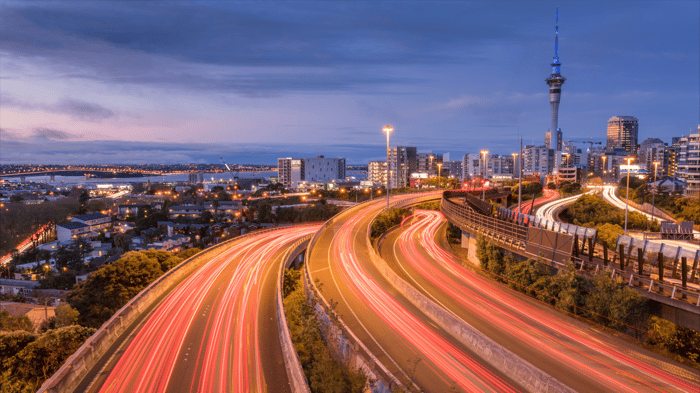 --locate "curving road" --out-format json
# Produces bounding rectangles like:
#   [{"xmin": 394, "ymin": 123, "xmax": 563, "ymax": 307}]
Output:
[
  {"xmin": 599, "ymin": 185, "xmax": 700, "ymax": 251},
  {"xmin": 381, "ymin": 210, "xmax": 700, "ymax": 393},
  {"xmin": 79, "ymin": 225, "xmax": 319, "ymax": 393},
  {"xmin": 513, "ymin": 189, "xmax": 559, "ymax": 215},
  {"xmin": 307, "ymin": 195, "xmax": 525, "ymax": 392},
  {"xmin": 536, "ymin": 191, "xmax": 593, "ymax": 221}
]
